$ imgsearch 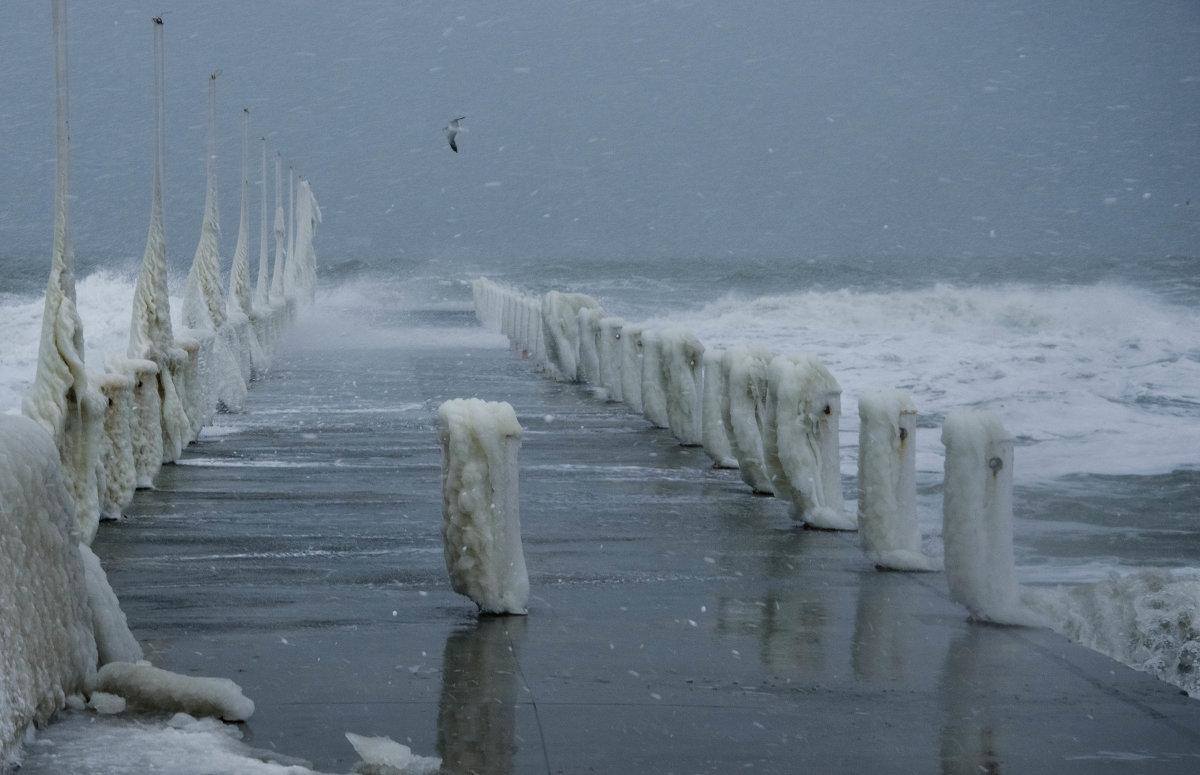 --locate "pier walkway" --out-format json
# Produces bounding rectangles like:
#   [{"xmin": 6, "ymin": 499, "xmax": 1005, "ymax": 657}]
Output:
[{"xmin": 78, "ymin": 307, "xmax": 1200, "ymax": 772}]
